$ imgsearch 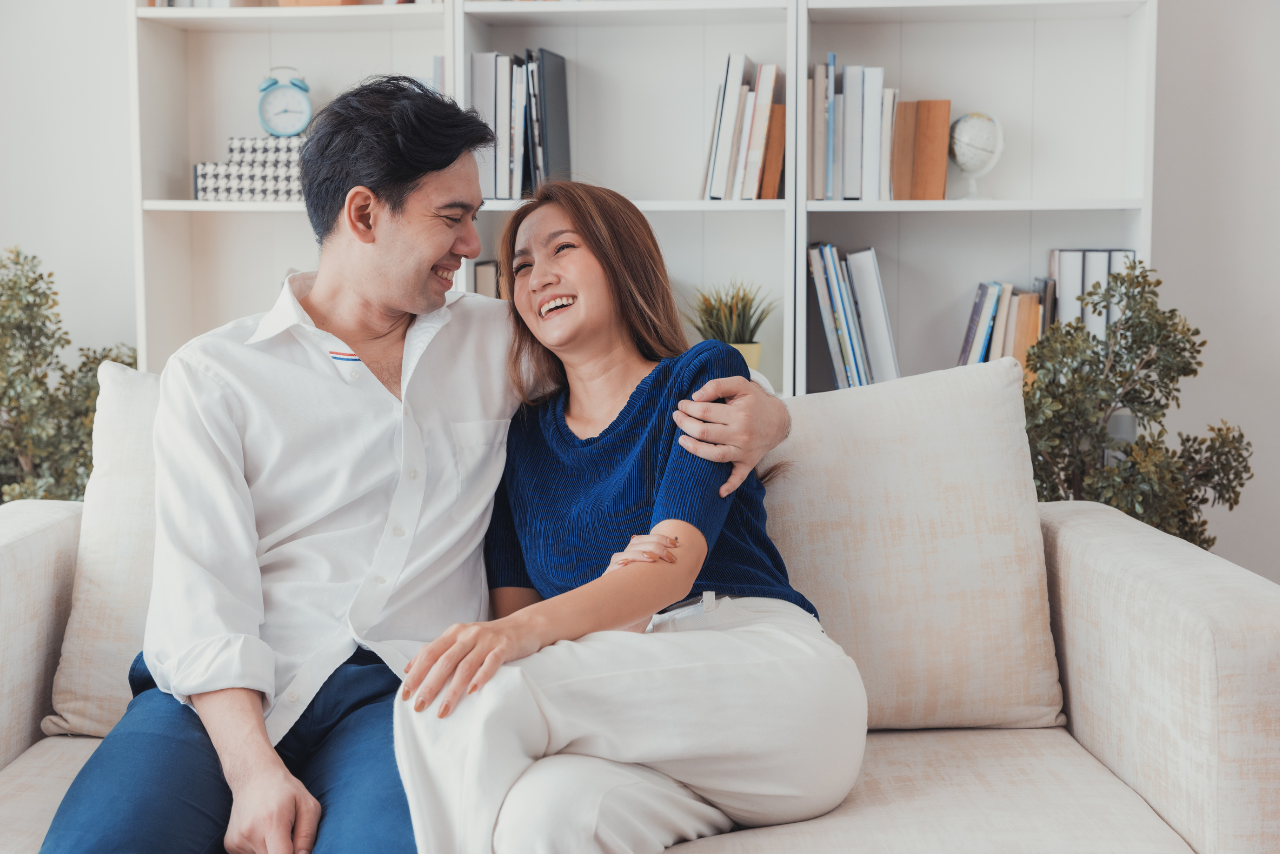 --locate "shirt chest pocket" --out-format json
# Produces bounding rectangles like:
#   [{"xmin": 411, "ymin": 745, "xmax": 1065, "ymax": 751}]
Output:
[{"xmin": 450, "ymin": 420, "xmax": 510, "ymax": 522}]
